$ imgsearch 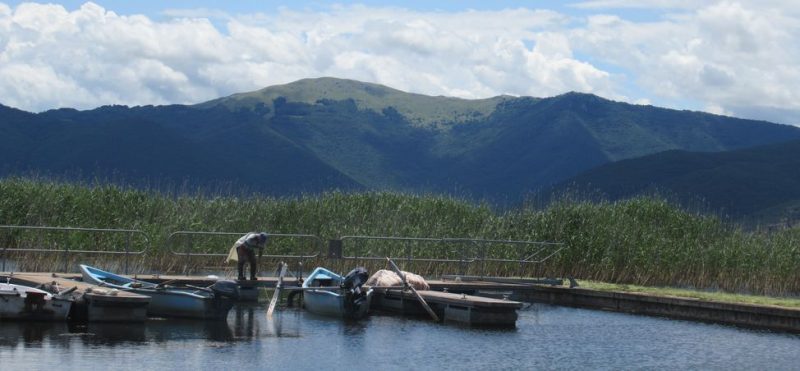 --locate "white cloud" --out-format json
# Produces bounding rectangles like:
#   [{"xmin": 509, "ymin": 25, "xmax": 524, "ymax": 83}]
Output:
[
  {"xmin": 0, "ymin": 2, "xmax": 615, "ymax": 112},
  {"xmin": 570, "ymin": 0, "xmax": 699, "ymax": 10},
  {"xmin": 571, "ymin": 1, "xmax": 800, "ymax": 125},
  {"xmin": 0, "ymin": 1, "xmax": 798, "ymax": 126}
]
